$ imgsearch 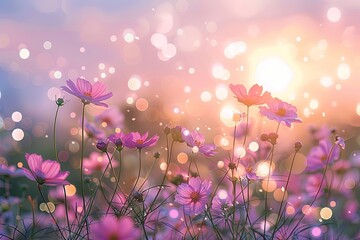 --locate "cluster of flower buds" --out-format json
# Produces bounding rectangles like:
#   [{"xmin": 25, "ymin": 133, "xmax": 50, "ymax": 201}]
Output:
[{"xmin": 260, "ymin": 132, "xmax": 278, "ymax": 145}]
